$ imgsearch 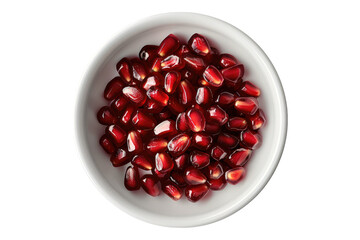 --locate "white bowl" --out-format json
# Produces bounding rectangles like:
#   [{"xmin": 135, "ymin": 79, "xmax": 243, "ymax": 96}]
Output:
[{"xmin": 76, "ymin": 12, "xmax": 287, "ymax": 227}]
